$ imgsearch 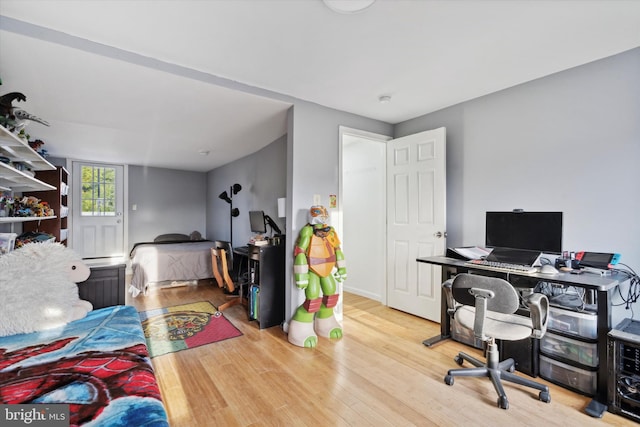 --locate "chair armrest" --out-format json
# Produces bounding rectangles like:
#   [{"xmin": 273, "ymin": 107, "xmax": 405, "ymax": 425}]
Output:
[
  {"xmin": 524, "ymin": 293, "xmax": 549, "ymax": 339},
  {"xmin": 442, "ymin": 279, "xmax": 457, "ymax": 316}
]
